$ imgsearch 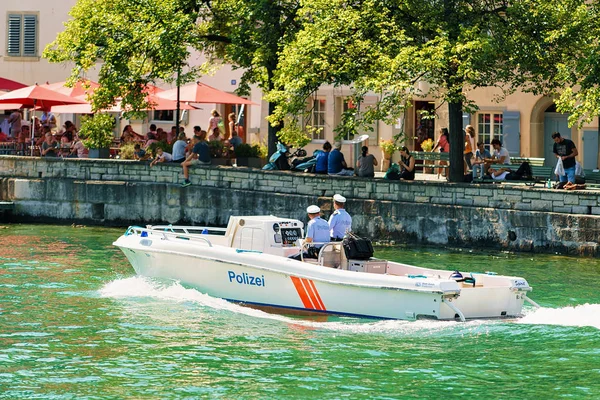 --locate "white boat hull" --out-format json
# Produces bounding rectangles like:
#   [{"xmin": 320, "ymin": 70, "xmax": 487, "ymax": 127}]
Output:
[{"xmin": 113, "ymin": 225, "xmax": 531, "ymax": 321}]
